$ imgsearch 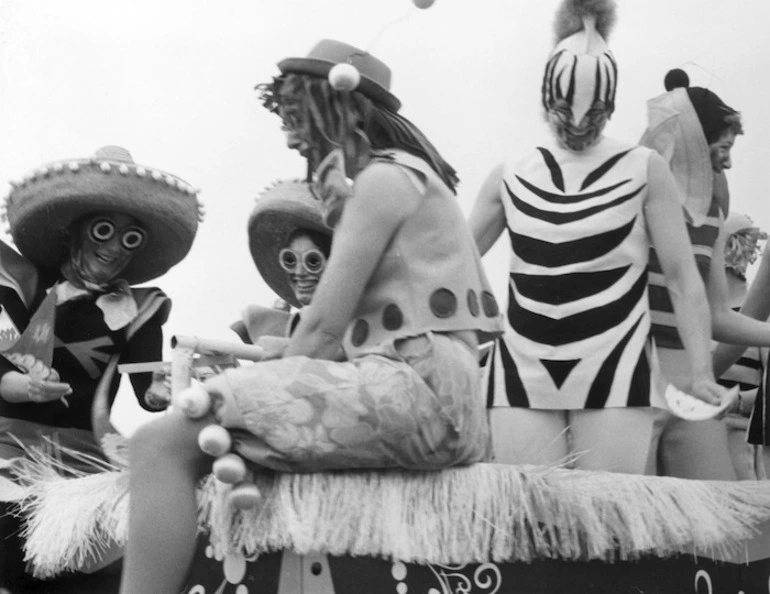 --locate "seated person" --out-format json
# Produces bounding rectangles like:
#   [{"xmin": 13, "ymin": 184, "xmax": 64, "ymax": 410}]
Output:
[{"xmin": 231, "ymin": 179, "xmax": 333, "ymax": 345}]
